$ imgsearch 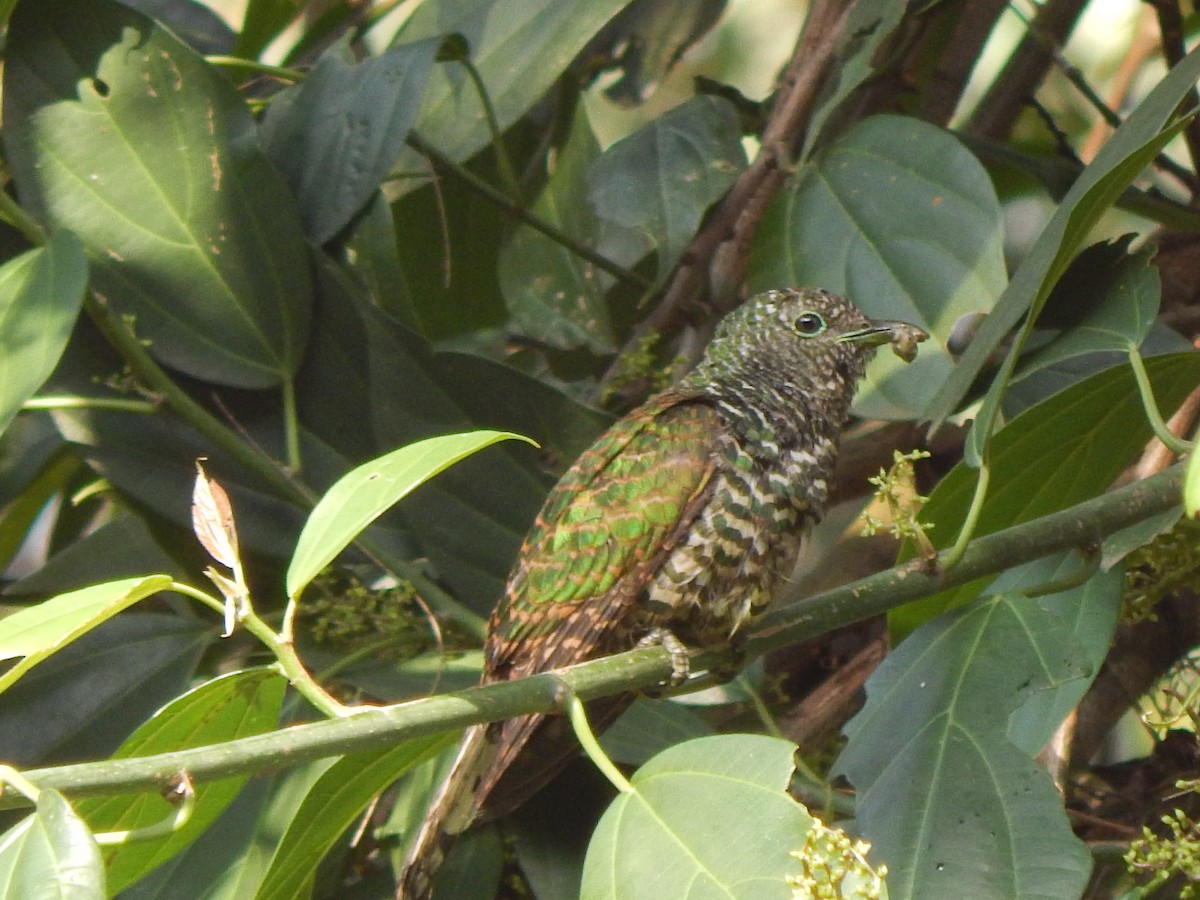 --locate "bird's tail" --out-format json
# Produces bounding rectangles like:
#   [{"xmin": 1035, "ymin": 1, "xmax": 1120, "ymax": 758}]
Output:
[{"xmin": 397, "ymin": 724, "xmax": 492, "ymax": 899}]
